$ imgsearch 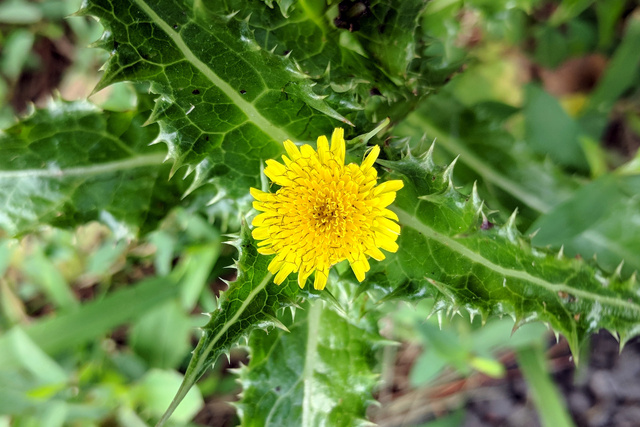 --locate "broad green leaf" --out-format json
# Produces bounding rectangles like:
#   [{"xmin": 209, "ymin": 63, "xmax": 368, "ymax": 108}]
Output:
[
  {"xmin": 362, "ymin": 151, "xmax": 640, "ymax": 357},
  {"xmin": 0, "ymin": 29, "xmax": 35, "ymax": 80},
  {"xmin": 22, "ymin": 246, "xmax": 79, "ymax": 311},
  {"xmin": 236, "ymin": 298, "xmax": 381, "ymax": 427},
  {"xmin": 0, "ymin": 99, "xmax": 184, "ymax": 237},
  {"xmin": 83, "ymin": 0, "xmax": 352, "ymax": 198},
  {"xmin": 132, "ymin": 369, "xmax": 203, "ymax": 424},
  {"xmin": 396, "ymin": 92, "xmax": 638, "ymax": 273},
  {"xmin": 185, "ymin": 0, "xmax": 437, "ymax": 125},
  {"xmin": 579, "ymin": 11, "xmax": 640, "ymax": 139},
  {"xmin": 530, "ymin": 174, "xmax": 640, "ymax": 275},
  {"xmin": 158, "ymin": 224, "xmax": 304, "ymax": 424},
  {"xmin": 523, "ymin": 84, "xmax": 587, "ymax": 170},
  {"xmin": 549, "ymin": 0, "xmax": 594, "ymax": 26},
  {"xmin": 130, "ymin": 300, "xmax": 193, "ymax": 370},
  {"xmin": 595, "ymin": 0, "xmax": 626, "ymax": 49},
  {"xmin": 0, "ymin": 0, "xmax": 42, "ymax": 24},
  {"xmin": 396, "ymin": 92, "xmax": 580, "ymax": 218},
  {"xmin": 0, "ymin": 327, "xmax": 68, "ymax": 385}
]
